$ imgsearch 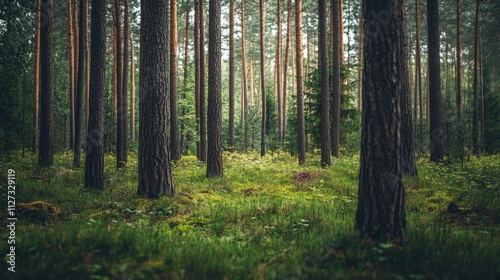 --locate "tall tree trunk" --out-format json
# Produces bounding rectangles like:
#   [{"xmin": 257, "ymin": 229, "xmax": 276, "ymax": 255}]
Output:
[
  {"xmin": 207, "ymin": 0, "xmax": 223, "ymax": 177},
  {"xmin": 121, "ymin": 0, "xmax": 130, "ymax": 163},
  {"xmin": 356, "ymin": 0, "xmax": 405, "ymax": 243},
  {"xmin": 68, "ymin": 0, "xmax": 75, "ymax": 151},
  {"xmin": 479, "ymin": 24, "xmax": 484, "ymax": 152},
  {"xmin": 199, "ymin": 0, "xmax": 206, "ymax": 162},
  {"xmin": 455, "ymin": 0, "xmax": 464, "ymax": 161},
  {"xmin": 181, "ymin": 5, "xmax": 190, "ymax": 153},
  {"xmin": 170, "ymin": 0, "xmax": 180, "ymax": 161},
  {"xmin": 85, "ymin": 0, "xmax": 106, "ymax": 189},
  {"xmin": 277, "ymin": 0, "xmax": 282, "ymax": 145},
  {"xmin": 282, "ymin": 0, "xmax": 291, "ymax": 145},
  {"xmin": 111, "ymin": 11, "xmax": 117, "ymax": 151},
  {"xmin": 331, "ymin": 0, "xmax": 341, "ymax": 158},
  {"xmin": 72, "ymin": 0, "xmax": 79, "ymax": 149},
  {"xmin": 260, "ymin": 0, "xmax": 266, "ymax": 157},
  {"xmin": 416, "ymin": 0, "xmax": 423, "ymax": 154},
  {"xmin": 472, "ymin": 0, "xmax": 480, "ymax": 155},
  {"xmin": 130, "ymin": 31, "xmax": 135, "ymax": 141},
  {"xmin": 400, "ymin": 0, "xmax": 417, "ymax": 176},
  {"xmin": 296, "ymin": 0, "xmax": 305, "ymax": 165},
  {"xmin": 229, "ymin": 0, "xmax": 235, "ymax": 152},
  {"xmin": 138, "ymin": 0, "xmax": 175, "ymax": 197},
  {"xmin": 250, "ymin": 56, "xmax": 255, "ymax": 110},
  {"xmin": 33, "ymin": 0, "xmax": 41, "ymax": 153},
  {"xmin": 115, "ymin": 0, "xmax": 126, "ymax": 168},
  {"xmin": 357, "ymin": 0, "xmax": 364, "ymax": 111},
  {"xmin": 74, "ymin": 0, "xmax": 87, "ymax": 167},
  {"xmin": 427, "ymin": 0, "xmax": 444, "ymax": 162},
  {"xmin": 85, "ymin": 0, "xmax": 89, "ymax": 137},
  {"xmin": 241, "ymin": 0, "xmax": 248, "ymax": 151},
  {"xmin": 39, "ymin": 0, "xmax": 55, "ymax": 166},
  {"xmin": 319, "ymin": 0, "xmax": 330, "ymax": 167},
  {"xmin": 194, "ymin": 0, "xmax": 201, "ymax": 158}
]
